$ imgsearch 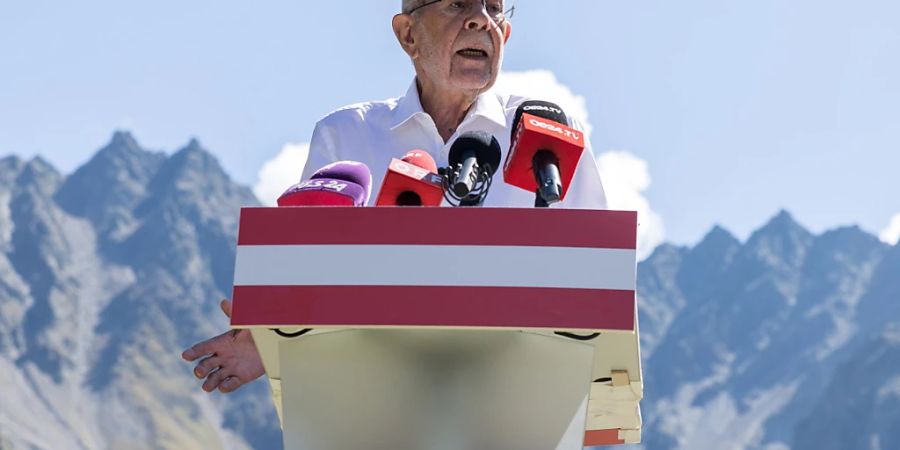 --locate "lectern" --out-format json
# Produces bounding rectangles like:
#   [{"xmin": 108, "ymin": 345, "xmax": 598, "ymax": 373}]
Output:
[{"xmin": 231, "ymin": 207, "xmax": 642, "ymax": 449}]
